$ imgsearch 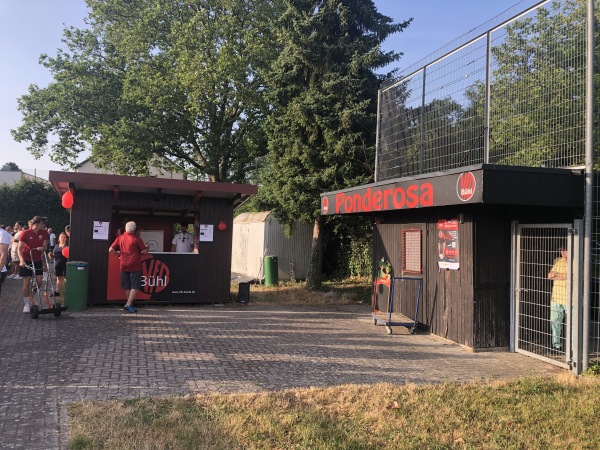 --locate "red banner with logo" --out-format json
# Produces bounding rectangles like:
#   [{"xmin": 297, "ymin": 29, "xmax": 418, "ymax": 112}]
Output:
[{"xmin": 107, "ymin": 253, "xmax": 200, "ymax": 301}]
